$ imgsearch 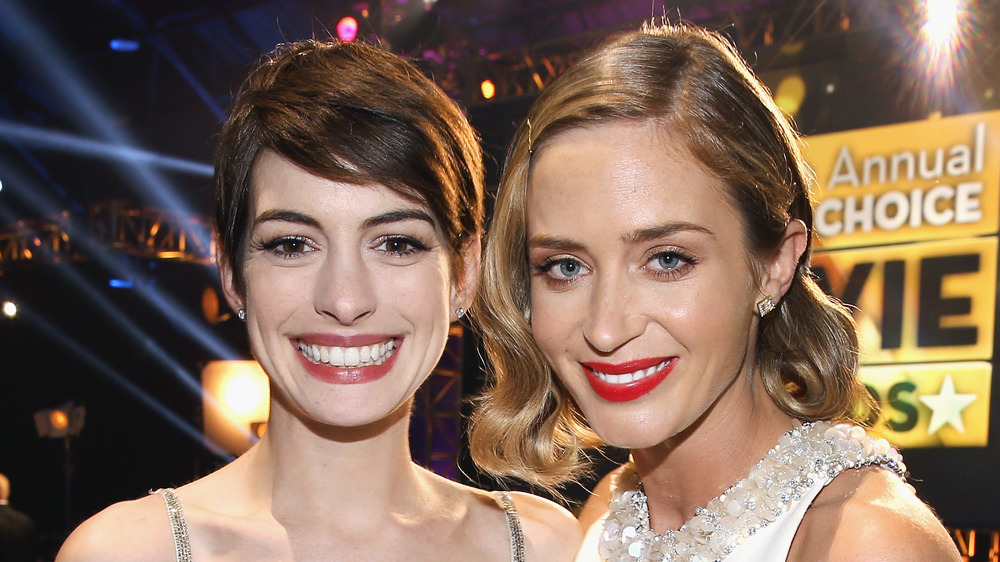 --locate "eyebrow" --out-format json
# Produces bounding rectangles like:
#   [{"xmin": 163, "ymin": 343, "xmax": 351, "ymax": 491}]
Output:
[
  {"xmin": 252, "ymin": 207, "xmax": 436, "ymax": 231},
  {"xmin": 528, "ymin": 221, "xmax": 714, "ymax": 250},
  {"xmin": 360, "ymin": 208, "xmax": 436, "ymax": 230},
  {"xmin": 621, "ymin": 222, "xmax": 715, "ymax": 244}
]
